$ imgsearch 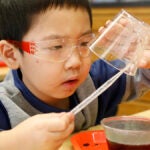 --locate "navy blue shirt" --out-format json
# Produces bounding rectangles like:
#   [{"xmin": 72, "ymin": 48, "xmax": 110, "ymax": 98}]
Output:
[{"xmin": 0, "ymin": 59, "xmax": 126, "ymax": 130}]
